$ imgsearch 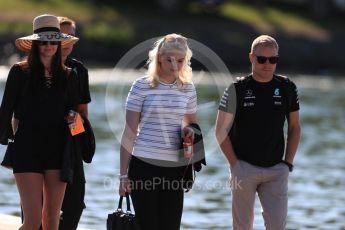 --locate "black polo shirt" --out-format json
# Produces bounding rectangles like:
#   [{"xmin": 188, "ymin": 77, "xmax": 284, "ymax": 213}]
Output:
[{"xmin": 219, "ymin": 74, "xmax": 299, "ymax": 167}]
